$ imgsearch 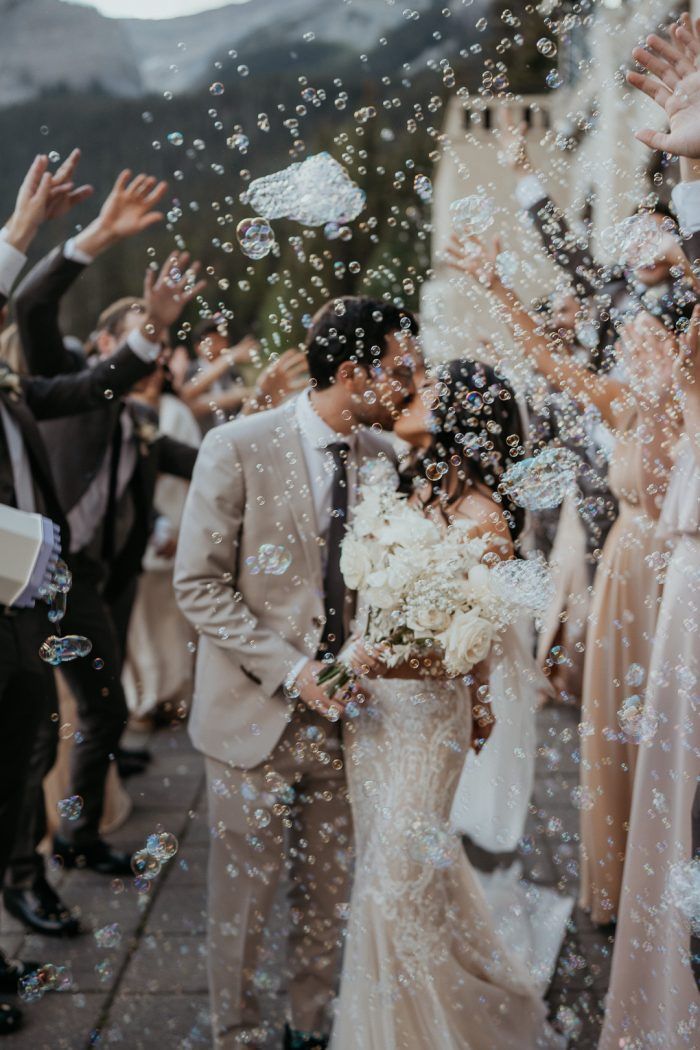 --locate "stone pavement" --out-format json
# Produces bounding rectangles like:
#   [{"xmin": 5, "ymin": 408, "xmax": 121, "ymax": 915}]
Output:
[{"xmin": 0, "ymin": 704, "xmax": 612, "ymax": 1049}]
